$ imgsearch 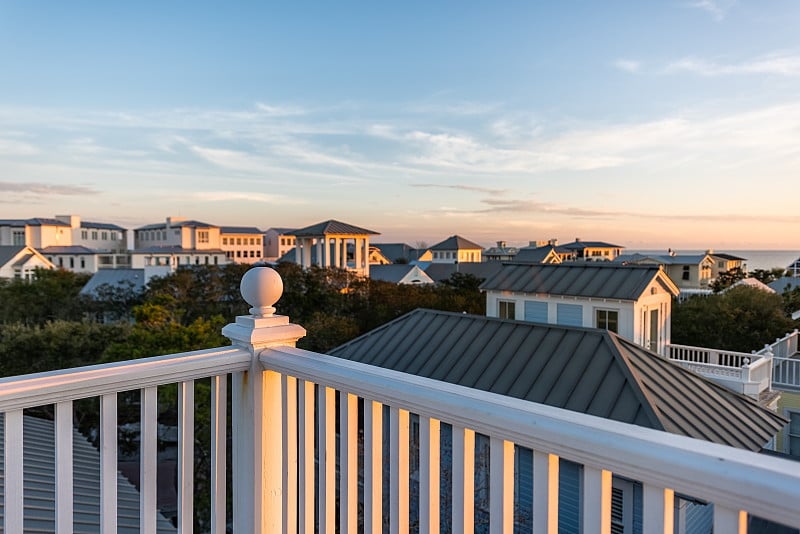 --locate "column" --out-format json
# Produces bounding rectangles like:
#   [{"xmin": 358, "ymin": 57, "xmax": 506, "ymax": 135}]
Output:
[{"xmin": 334, "ymin": 237, "xmax": 341, "ymax": 269}]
